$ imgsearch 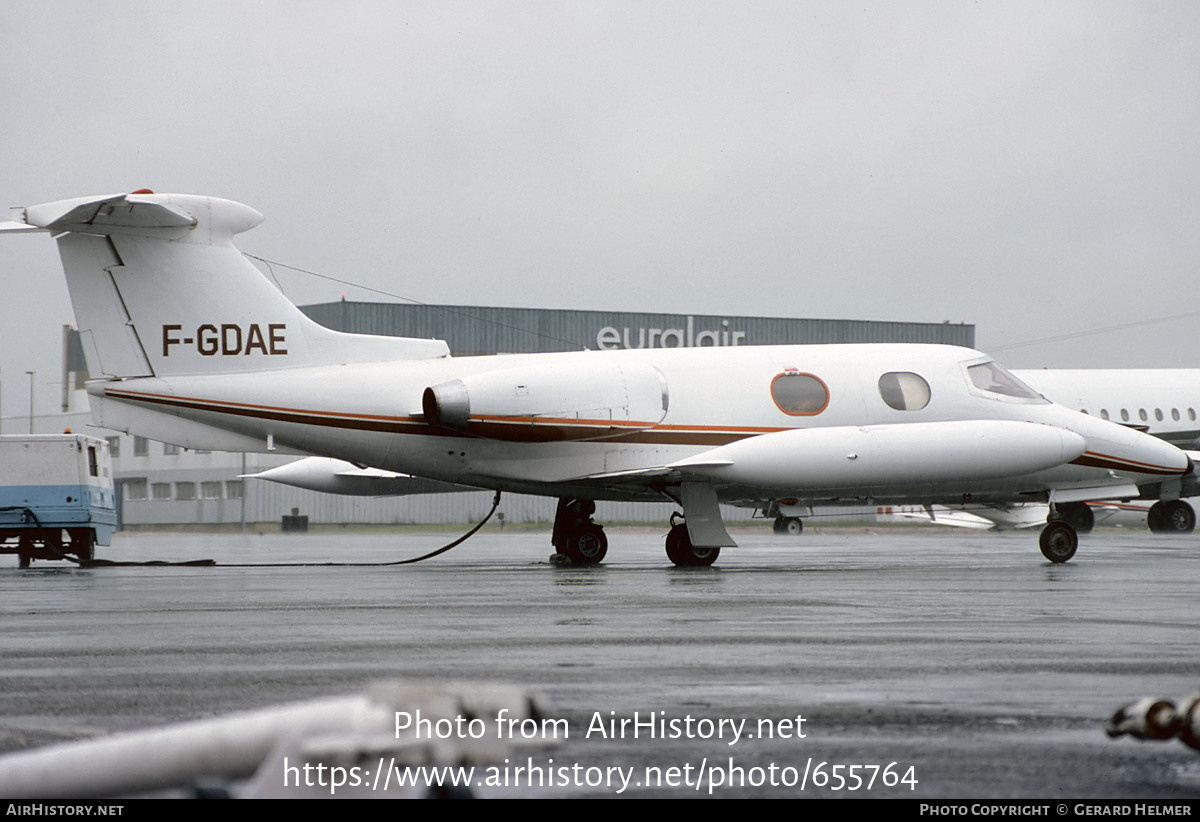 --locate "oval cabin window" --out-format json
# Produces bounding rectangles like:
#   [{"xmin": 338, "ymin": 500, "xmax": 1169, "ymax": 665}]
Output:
[
  {"xmin": 878, "ymin": 372, "xmax": 931, "ymax": 411},
  {"xmin": 770, "ymin": 372, "xmax": 829, "ymax": 416}
]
